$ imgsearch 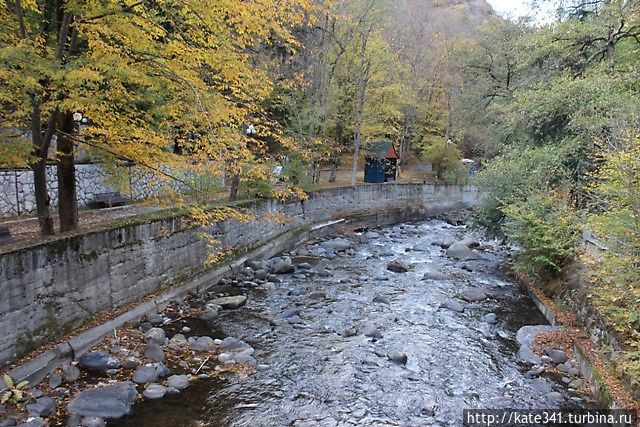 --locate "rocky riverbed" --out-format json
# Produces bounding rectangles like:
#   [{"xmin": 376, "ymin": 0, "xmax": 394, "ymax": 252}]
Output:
[{"xmin": 0, "ymin": 218, "xmax": 594, "ymax": 426}]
